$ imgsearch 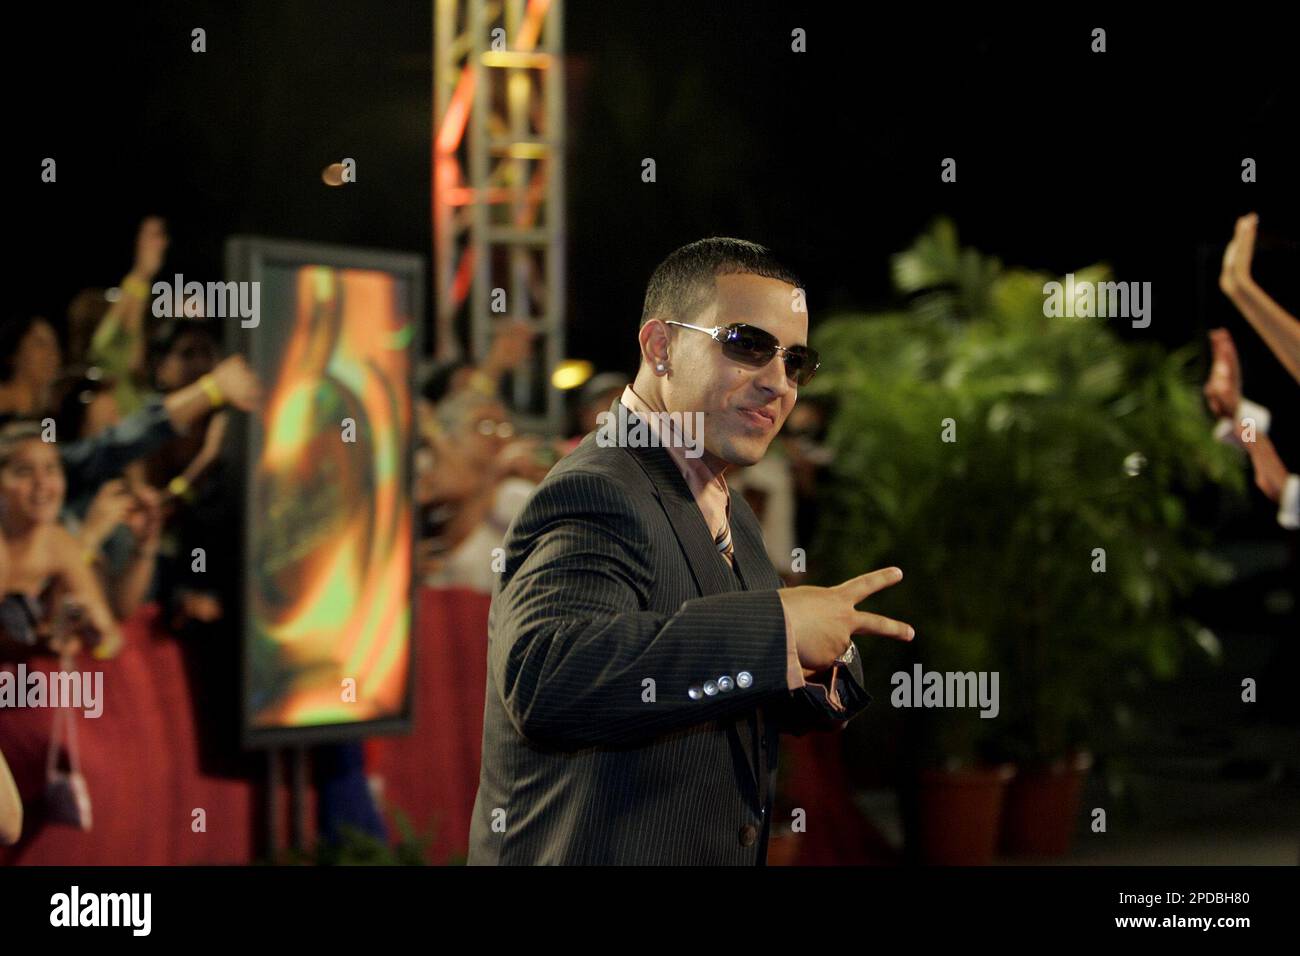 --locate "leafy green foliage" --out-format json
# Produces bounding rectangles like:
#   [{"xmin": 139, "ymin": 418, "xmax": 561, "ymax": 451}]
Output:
[{"xmin": 807, "ymin": 219, "xmax": 1242, "ymax": 765}]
